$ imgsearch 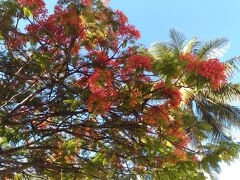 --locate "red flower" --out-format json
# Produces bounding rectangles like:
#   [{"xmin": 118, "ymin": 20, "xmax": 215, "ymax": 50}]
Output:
[
  {"xmin": 115, "ymin": 10, "xmax": 128, "ymax": 24},
  {"xmin": 86, "ymin": 95, "xmax": 112, "ymax": 115},
  {"xmin": 86, "ymin": 68, "xmax": 117, "ymax": 114},
  {"xmin": 174, "ymin": 148, "xmax": 187, "ymax": 160},
  {"xmin": 121, "ymin": 54, "xmax": 152, "ymax": 80},
  {"xmin": 144, "ymin": 105, "xmax": 170, "ymax": 125},
  {"xmin": 81, "ymin": 0, "xmax": 92, "ymax": 6},
  {"xmin": 181, "ymin": 53, "xmax": 227, "ymax": 90},
  {"xmin": 88, "ymin": 68, "xmax": 115, "ymax": 97},
  {"xmin": 197, "ymin": 59, "xmax": 227, "ymax": 90},
  {"xmin": 155, "ymin": 82, "xmax": 182, "ymax": 108},
  {"xmin": 155, "ymin": 81, "xmax": 165, "ymax": 89},
  {"xmin": 115, "ymin": 10, "xmax": 141, "ymax": 39},
  {"xmin": 89, "ymin": 51, "xmax": 109, "ymax": 65},
  {"xmin": 180, "ymin": 53, "xmax": 198, "ymax": 71},
  {"xmin": 163, "ymin": 88, "xmax": 182, "ymax": 108},
  {"xmin": 128, "ymin": 55, "xmax": 152, "ymax": 70},
  {"xmin": 17, "ymin": 0, "xmax": 46, "ymax": 16},
  {"xmin": 118, "ymin": 24, "xmax": 141, "ymax": 39}
]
